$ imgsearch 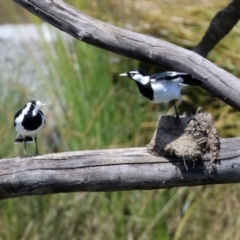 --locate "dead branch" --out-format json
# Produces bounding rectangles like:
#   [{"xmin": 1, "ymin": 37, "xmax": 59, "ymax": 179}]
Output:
[
  {"xmin": 0, "ymin": 138, "xmax": 240, "ymax": 199},
  {"xmin": 193, "ymin": 0, "xmax": 240, "ymax": 57}
]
